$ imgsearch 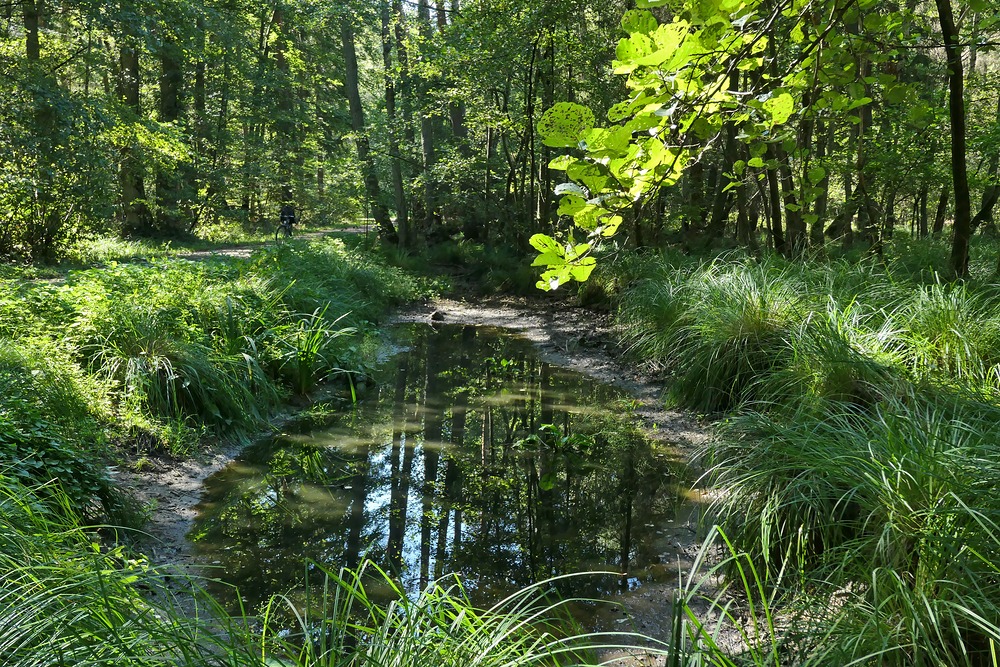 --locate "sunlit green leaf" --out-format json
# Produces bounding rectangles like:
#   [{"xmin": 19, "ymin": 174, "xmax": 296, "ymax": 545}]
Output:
[
  {"xmin": 529, "ymin": 234, "xmax": 562, "ymax": 254},
  {"xmin": 763, "ymin": 92, "xmax": 795, "ymax": 127},
  {"xmin": 537, "ymin": 102, "xmax": 596, "ymax": 148}
]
